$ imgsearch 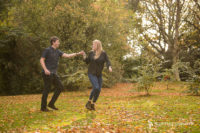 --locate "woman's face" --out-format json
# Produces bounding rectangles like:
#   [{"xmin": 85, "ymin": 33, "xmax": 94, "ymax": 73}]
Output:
[{"xmin": 92, "ymin": 42, "xmax": 97, "ymax": 51}]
